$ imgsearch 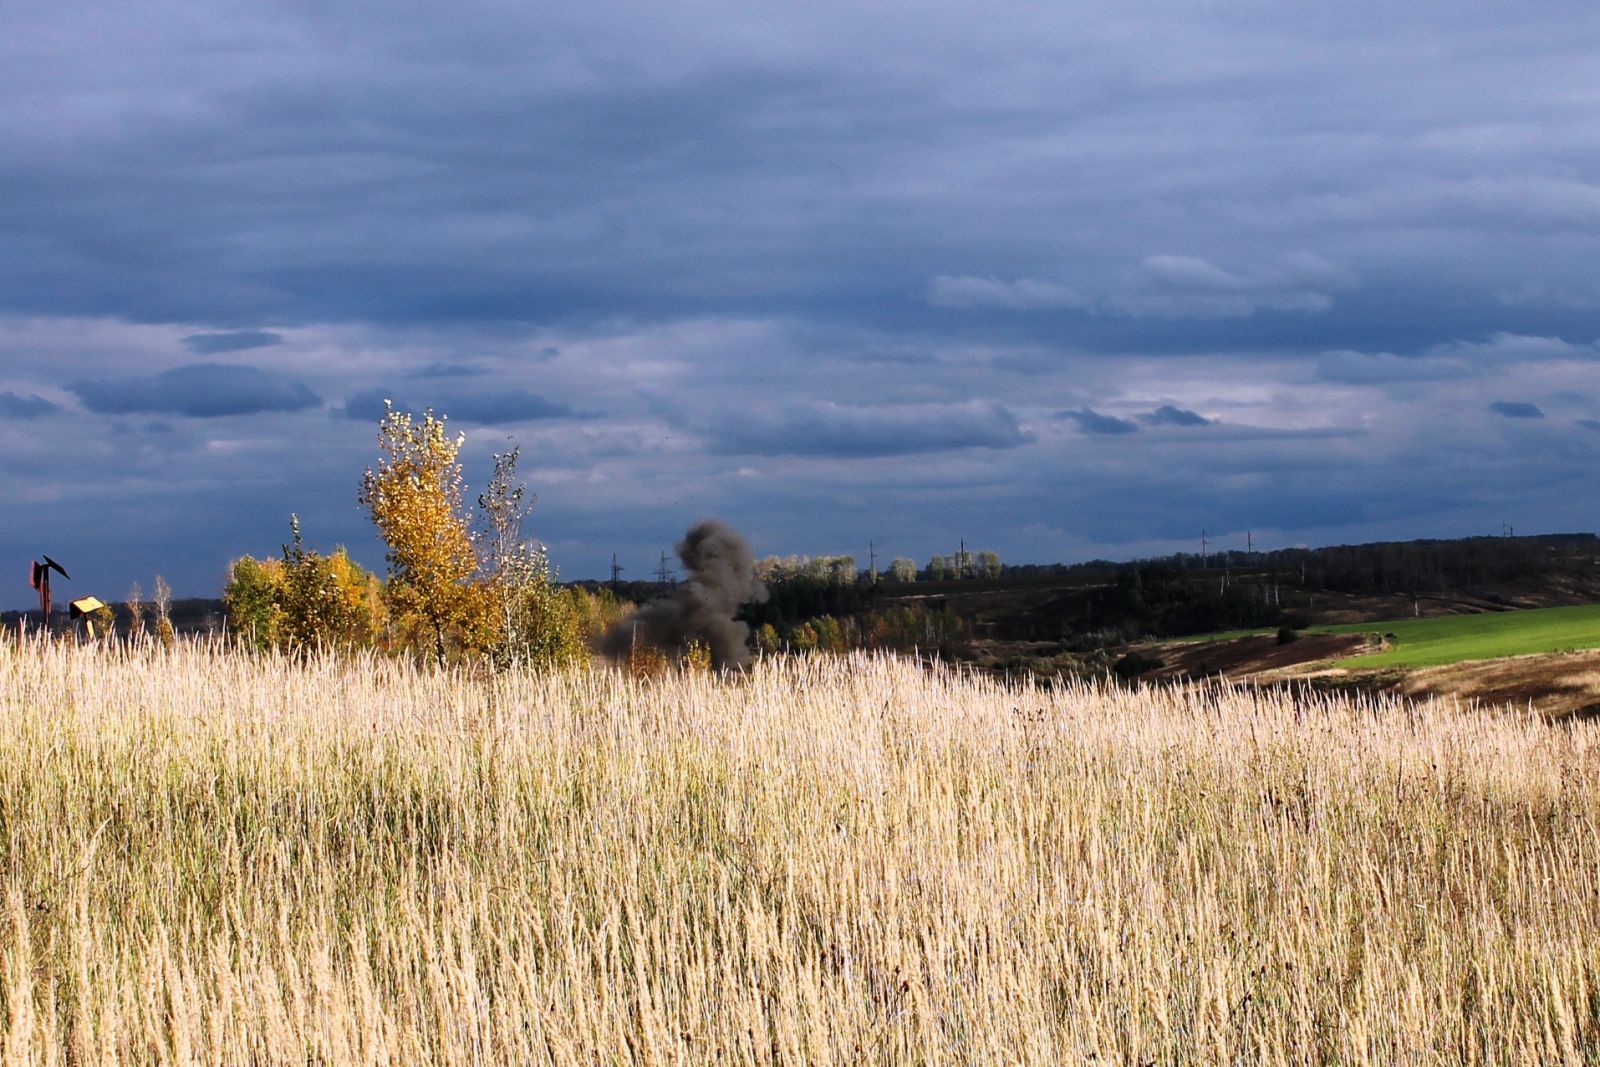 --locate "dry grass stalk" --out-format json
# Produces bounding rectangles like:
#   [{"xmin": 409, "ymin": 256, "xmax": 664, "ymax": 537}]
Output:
[{"xmin": 0, "ymin": 638, "xmax": 1596, "ymax": 1062}]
